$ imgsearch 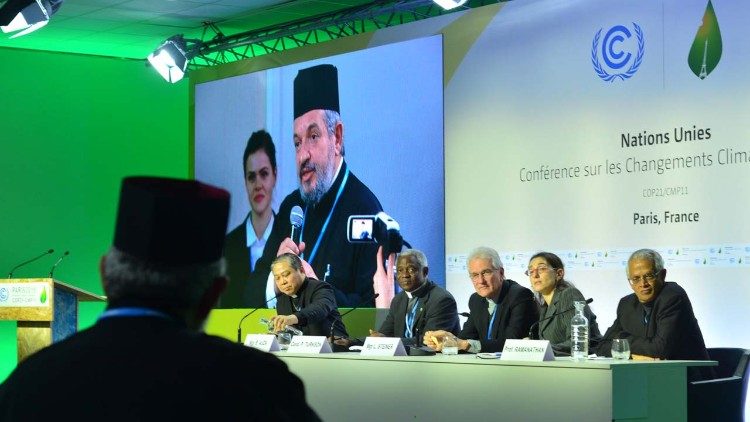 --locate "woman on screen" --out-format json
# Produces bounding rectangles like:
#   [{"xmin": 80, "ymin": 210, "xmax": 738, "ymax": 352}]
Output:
[
  {"xmin": 526, "ymin": 252, "xmax": 601, "ymax": 355},
  {"xmin": 220, "ymin": 129, "xmax": 278, "ymax": 308}
]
